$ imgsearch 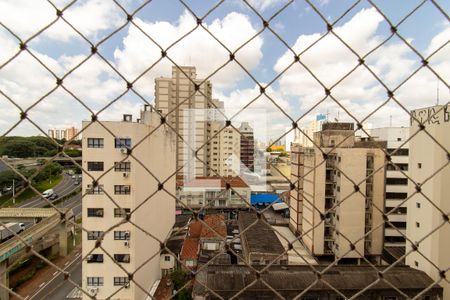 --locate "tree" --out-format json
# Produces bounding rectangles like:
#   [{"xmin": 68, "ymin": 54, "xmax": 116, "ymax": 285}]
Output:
[{"xmin": 2, "ymin": 140, "xmax": 36, "ymax": 158}]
